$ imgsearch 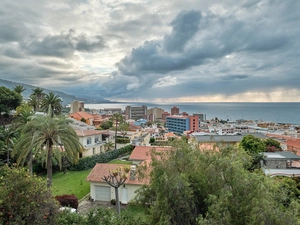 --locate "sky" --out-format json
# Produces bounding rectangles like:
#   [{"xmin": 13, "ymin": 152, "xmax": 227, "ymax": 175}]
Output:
[{"xmin": 1, "ymin": 0, "xmax": 300, "ymax": 102}]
